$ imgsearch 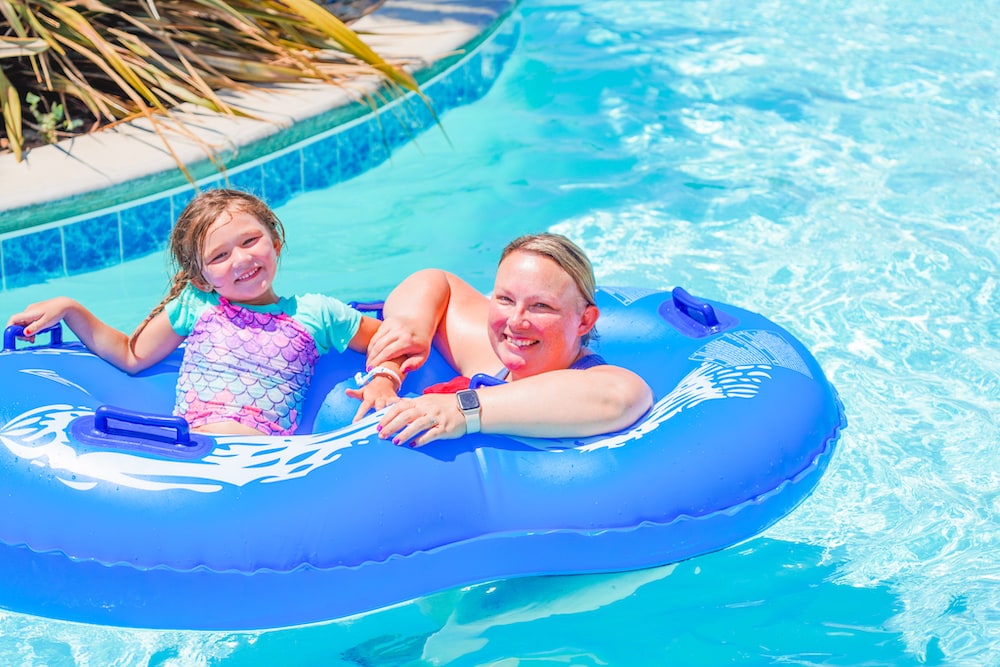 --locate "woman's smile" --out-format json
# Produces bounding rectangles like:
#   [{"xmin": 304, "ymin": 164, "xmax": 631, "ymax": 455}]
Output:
[{"xmin": 504, "ymin": 334, "xmax": 537, "ymax": 348}]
